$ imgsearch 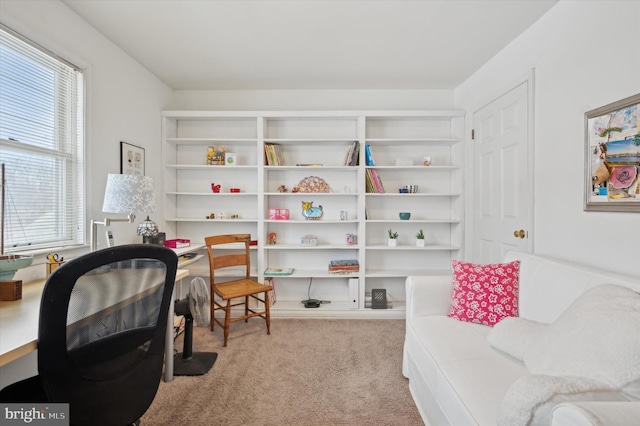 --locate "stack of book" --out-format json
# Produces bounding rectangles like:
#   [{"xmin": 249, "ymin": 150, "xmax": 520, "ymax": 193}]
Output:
[
  {"xmin": 264, "ymin": 143, "xmax": 284, "ymax": 165},
  {"xmin": 365, "ymin": 169, "xmax": 385, "ymax": 193},
  {"xmin": 328, "ymin": 259, "xmax": 360, "ymax": 274},
  {"xmin": 343, "ymin": 141, "xmax": 360, "ymax": 166}
]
